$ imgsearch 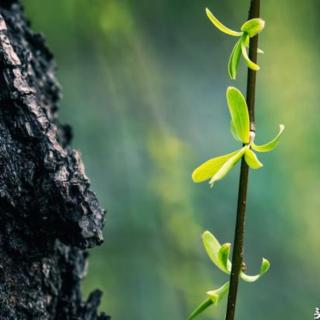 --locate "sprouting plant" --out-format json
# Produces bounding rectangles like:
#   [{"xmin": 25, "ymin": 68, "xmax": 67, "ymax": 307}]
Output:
[
  {"xmin": 206, "ymin": 8, "xmax": 265, "ymax": 79},
  {"xmin": 188, "ymin": 231, "xmax": 270, "ymax": 320},
  {"xmin": 188, "ymin": 1, "xmax": 285, "ymax": 319},
  {"xmin": 192, "ymin": 86, "xmax": 284, "ymax": 187}
]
